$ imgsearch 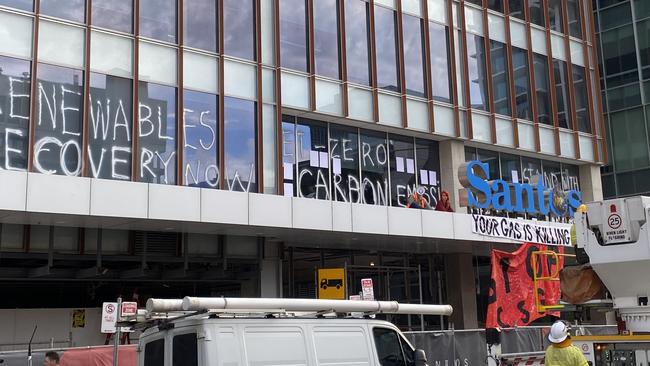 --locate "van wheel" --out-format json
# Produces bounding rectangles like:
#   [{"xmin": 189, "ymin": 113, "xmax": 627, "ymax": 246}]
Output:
[
  {"xmin": 336, "ymin": 284, "xmax": 341, "ymax": 289},
  {"xmin": 322, "ymin": 285, "xmax": 327, "ymax": 290}
]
